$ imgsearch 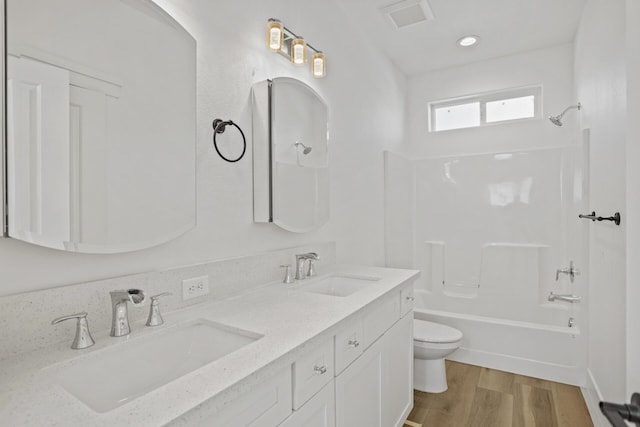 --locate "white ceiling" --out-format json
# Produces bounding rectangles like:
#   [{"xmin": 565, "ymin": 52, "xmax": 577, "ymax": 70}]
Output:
[{"xmin": 339, "ymin": 0, "xmax": 587, "ymax": 76}]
